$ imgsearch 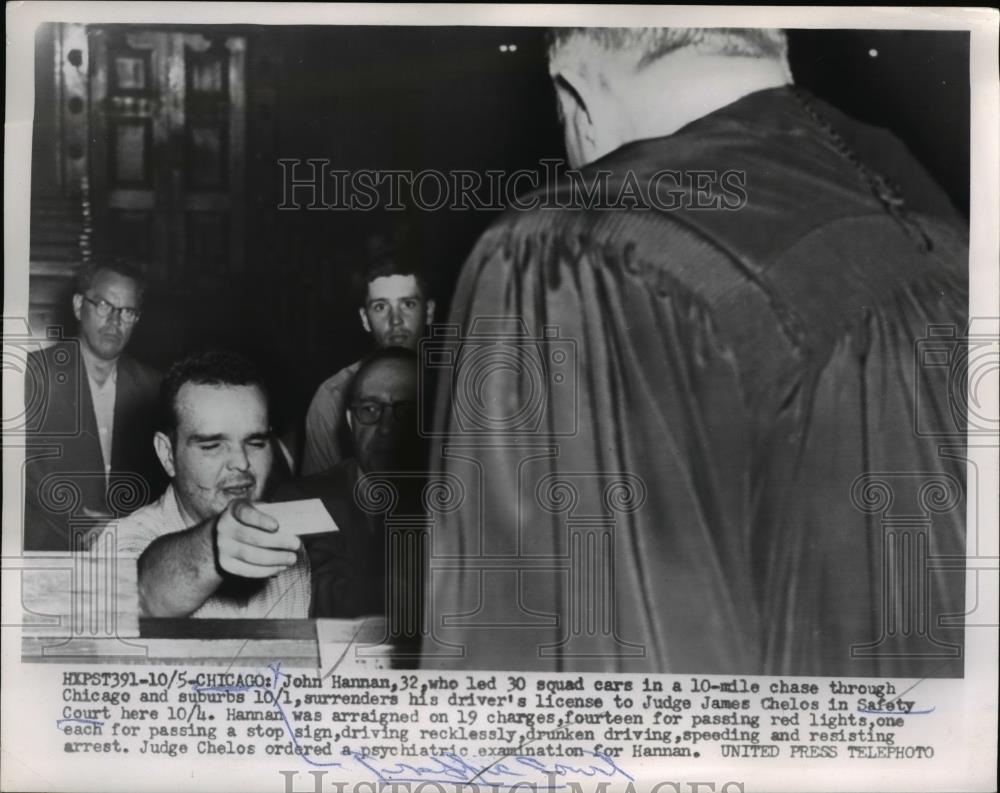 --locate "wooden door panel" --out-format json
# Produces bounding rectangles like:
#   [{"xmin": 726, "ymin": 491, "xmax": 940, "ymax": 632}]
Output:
[
  {"xmin": 179, "ymin": 33, "xmax": 246, "ymax": 279},
  {"xmin": 90, "ymin": 29, "xmax": 167, "ymax": 272},
  {"xmin": 89, "ymin": 27, "xmax": 245, "ymax": 284}
]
